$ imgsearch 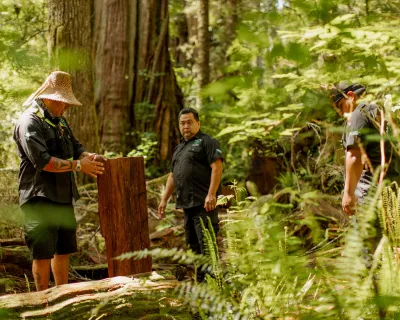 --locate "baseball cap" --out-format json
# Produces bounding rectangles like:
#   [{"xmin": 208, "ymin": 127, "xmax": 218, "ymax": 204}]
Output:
[{"xmin": 331, "ymin": 82, "xmax": 366, "ymax": 104}]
